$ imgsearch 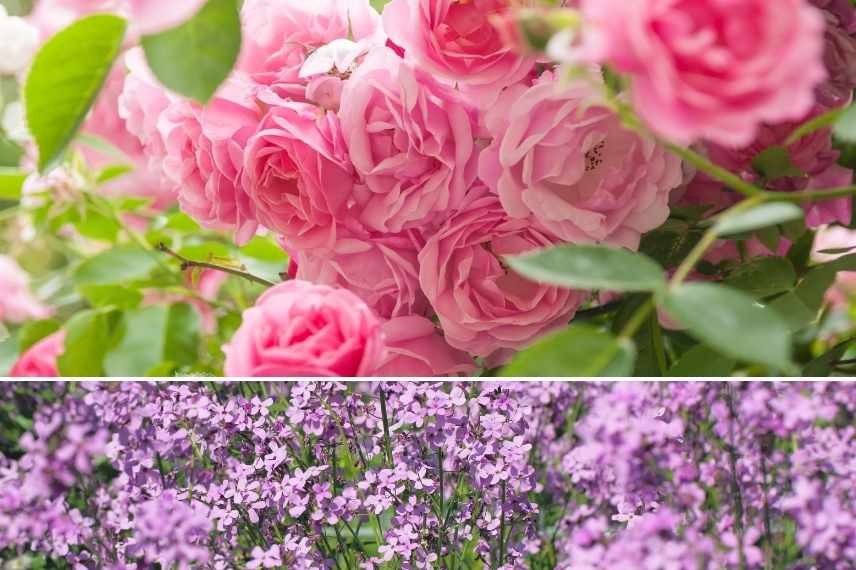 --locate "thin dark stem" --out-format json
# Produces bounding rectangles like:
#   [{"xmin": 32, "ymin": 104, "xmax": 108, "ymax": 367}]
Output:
[
  {"xmin": 378, "ymin": 386, "xmax": 393, "ymax": 467},
  {"xmin": 724, "ymin": 385, "xmax": 747, "ymax": 570},
  {"xmin": 157, "ymin": 242, "xmax": 276, "ymax": 287}
]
